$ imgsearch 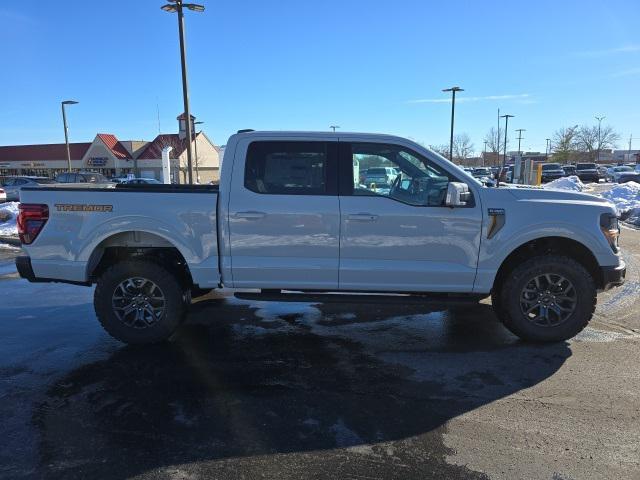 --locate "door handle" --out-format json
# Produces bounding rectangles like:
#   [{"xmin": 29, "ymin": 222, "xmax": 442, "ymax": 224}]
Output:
[
  {"xmin": 347, "ymin": 213, "xmax": 378, "ymax": 222},
  {"xmin": 235, "ymin": 211, "xmax": 266, "ymax": 220}
]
